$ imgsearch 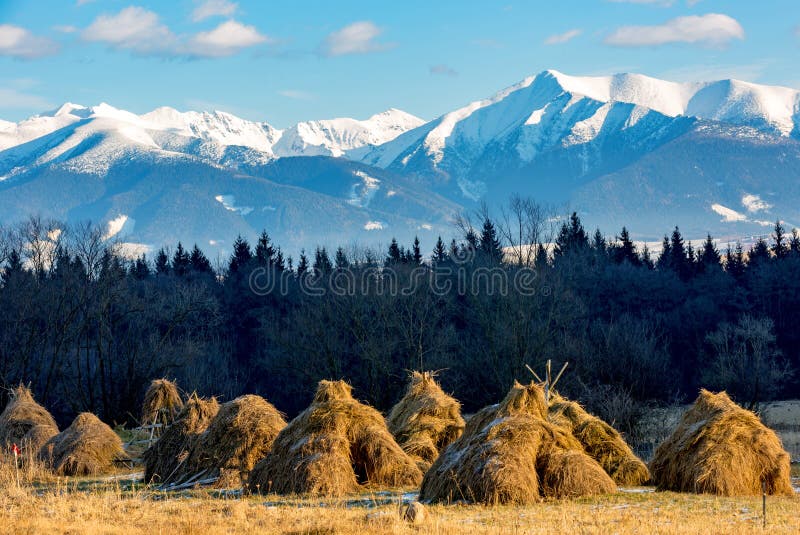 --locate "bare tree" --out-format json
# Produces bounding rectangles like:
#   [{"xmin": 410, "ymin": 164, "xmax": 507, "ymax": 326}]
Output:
[{"xmin": 497, "ymin": 195, "xmax": 555, "ymax": 266}]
